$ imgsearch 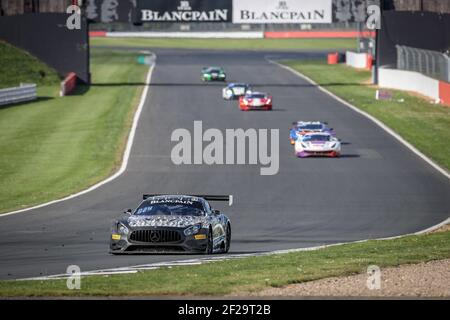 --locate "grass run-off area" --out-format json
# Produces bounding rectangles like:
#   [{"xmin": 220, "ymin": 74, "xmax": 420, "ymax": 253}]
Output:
[
  {"xmin": 0, "ymin": 45, "xmax": 148, "ymax": 213},
  {"xmin": 91, "ymin": 37, "xmax": 357, "ymax": 51},
  {"xmin": 0, "ymin": 41, "xmax": 60, "ymax": 89},
  {"xmin": 281, "ymin": 60, "xmax": 450, "ymax": 171},
  {"xmin": 0, "ymin": 229, "xmax": 449, "ymax": 296}
]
